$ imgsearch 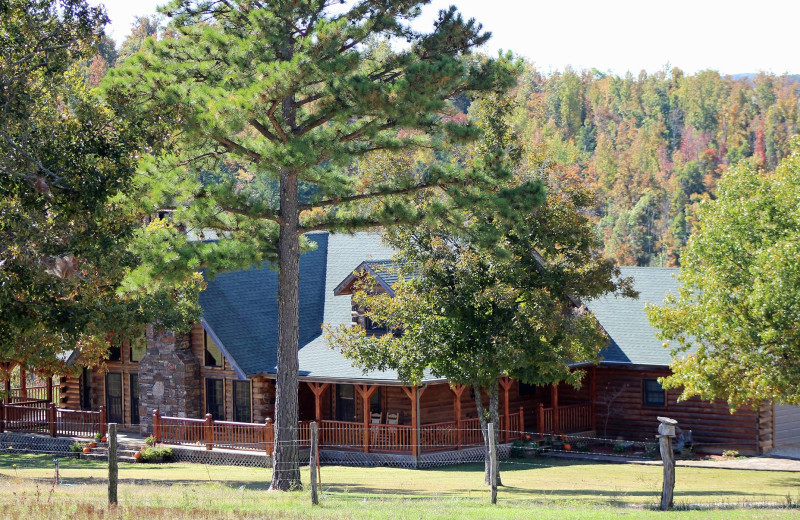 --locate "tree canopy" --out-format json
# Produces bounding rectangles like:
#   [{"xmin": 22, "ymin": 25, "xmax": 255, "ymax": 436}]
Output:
[
  {"xmin": 105, "ymin": 0, "xmax": 519, "ymax": 490},
  {"xmin": 647, "ymin": 139, "xmax": 800, "ymax": 408},
  {"xmin": 0, "ymin": 0, "xmax": 201, "ymax": 375},
  {"xmin": 327, "ymin": 95, "xmax": 636, "ymax": 483}
]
